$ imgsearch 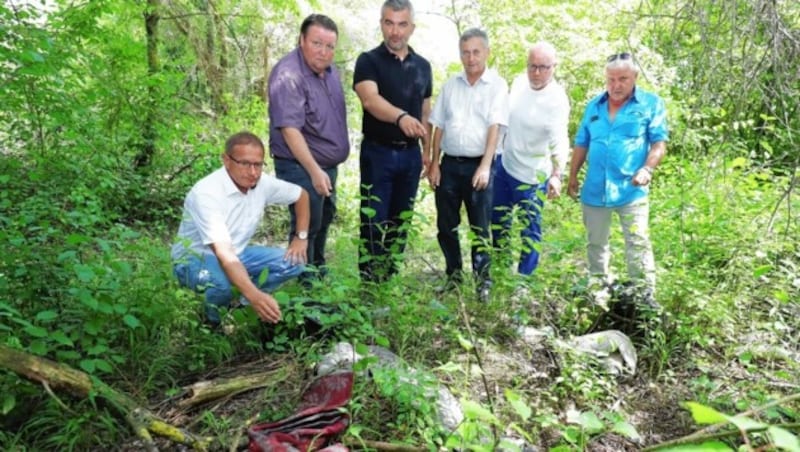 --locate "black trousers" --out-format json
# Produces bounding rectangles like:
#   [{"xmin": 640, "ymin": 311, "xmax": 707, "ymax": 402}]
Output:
[{"xmin": 434, "ymin": 155, "xmax": 493, "ymax": 281}]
